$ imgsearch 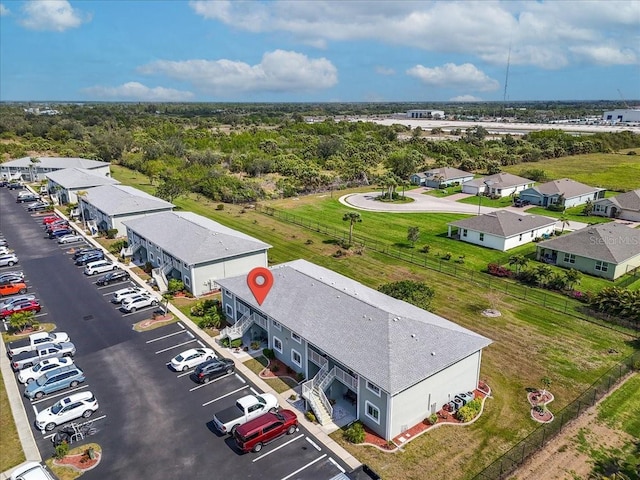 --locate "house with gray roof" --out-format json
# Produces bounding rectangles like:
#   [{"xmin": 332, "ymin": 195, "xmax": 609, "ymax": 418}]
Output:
[
  {"xmin": 461, "ymin": 172, "xmax": 534, "ymax": 197},
  {"xmin": 410, "ymin": 167, "xmax": 473, "ymax": 188},
  {"xmin": 0, "ymin": 156, "xmax": 110, "ymax": 182},
  {"xmin": 536, "ymin": 223, "xmax": 640, "ymax": 280},
  {"xmin": 217, "ymin": 259, "xmax": 492, "ymax": 440},
  {"xmin": 592, "ymin": 189, "xmax": 640, "ymax": 221},
  {"xmin": 448, "ymin": 211, "xmax": 557, "ymax": 251},
  {"xmin": 518, "ymin": 178, "xmax": 605, "ymax": 208},
  {"xmin": 79, "ymin": 185, "xmax": 174, "ymax": 237},
  {"xmin": 123, "ymin": 211, "xmax": 271, "ymax": 296},
  {"xmin": 45, "ymin": 168, "xmax": 120, "ymax": 204}
]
